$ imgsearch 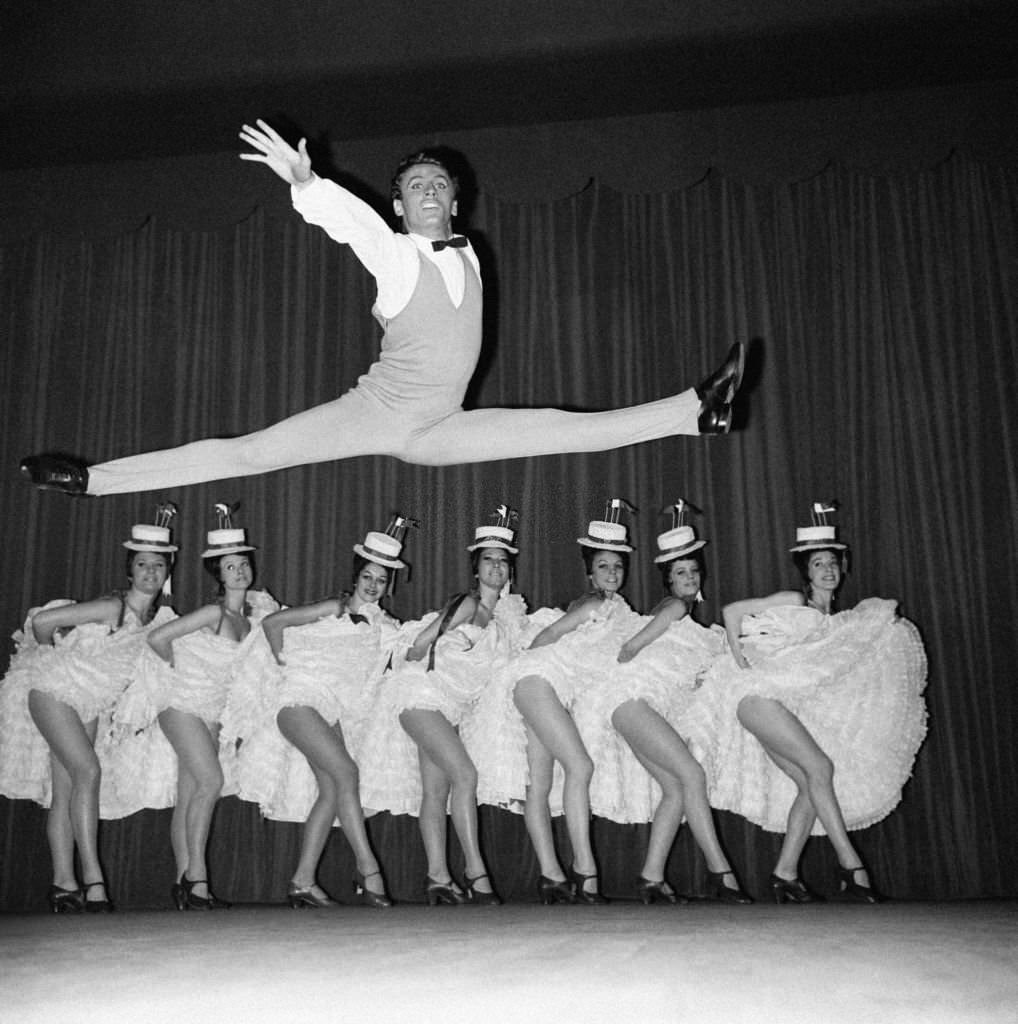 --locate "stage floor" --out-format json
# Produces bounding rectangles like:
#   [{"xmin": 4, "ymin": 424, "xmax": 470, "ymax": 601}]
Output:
[{"xmin": 2, "ymin": 900, "xmax": 1015, "ymax": 1023}]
